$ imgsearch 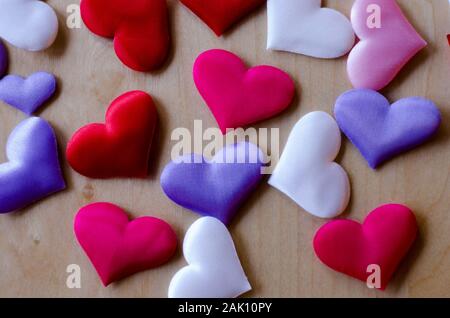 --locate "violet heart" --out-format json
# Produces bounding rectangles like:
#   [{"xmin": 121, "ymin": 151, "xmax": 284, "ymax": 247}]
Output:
[
  {"xmin": 334, "ymin": 89, "xmax": 441, "ymax": 169},
  {"xmin": 160, "ymin": 142, "xmax": 265, "ymax": 225},
  {"xmin": 0, "ymin": 40, "xmax": 7, "ymax": 78},
  {"xmin": 0, "ymin": 71, "xmax": 56, "ymax": 114},
  {"xmin": 0, "ymin": 117, "xmax": 66, "ymax": 213}
]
